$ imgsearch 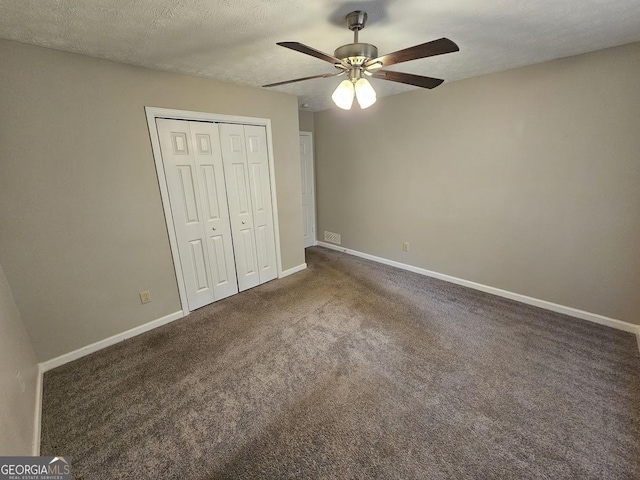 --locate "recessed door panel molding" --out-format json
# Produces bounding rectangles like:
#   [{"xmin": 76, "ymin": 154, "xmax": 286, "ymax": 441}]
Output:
[
  {"xmin": 219, "ymin": 123, "xmax": 260, "ymax": 292},
  {"xmin": 302, "ymin": 204, "xmax": 310, "ymax": 239},
  {"xmin": 195, "ymin": 133, "xmax": 212, "ymax": 154},
  {"xmin": 248, "ymin": 136, "xmax": 260, "ymax": 153},
  {"xmin": 233, "ymin": 164, "xmax": 250, "ymax": 215},
  {"xmin": 257, "ymin": 225, "xmax": 269, "ymax": 270},
  {"xmin": 210, "ymin": 234, "xmax": 229, "ymax": 285},
  {"xmin": 299, "ymin": 132, "xmax": 316, "ymax": 248},
  {"xmin": 241, "ymin": 228, "xmax": 257, "ymax": 274},
  {"xmin": 156, "ymin": 118, "xmax": 215, "ymax": 310},
  {"xmin": 189, "ymin": 239, "xmax": 209, "ymax": 292},
  {"xmin": 177, "ymin": 166, "xmax": 200, "ymax": 224},
  {"xmin": 171, "ymin": 132, "xmax": 189, "ymax": 155},
  {"xmin": 230, "ymin": 134, "xmax": 243, "ymax": 153},
  {"xmin": 300, "ymin": 159, "xmax": 308, "ymax": 196},
  {"xmin": 244, "ymin": 125, "xmax": 278, "ymax": 283},
  {"xmin": 250, "ymin": 164, "xmax": 265, "ymax": 212},
  {"xmin": 200, "ymin": 165, "xmax": 221, "ymax": 221}
]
